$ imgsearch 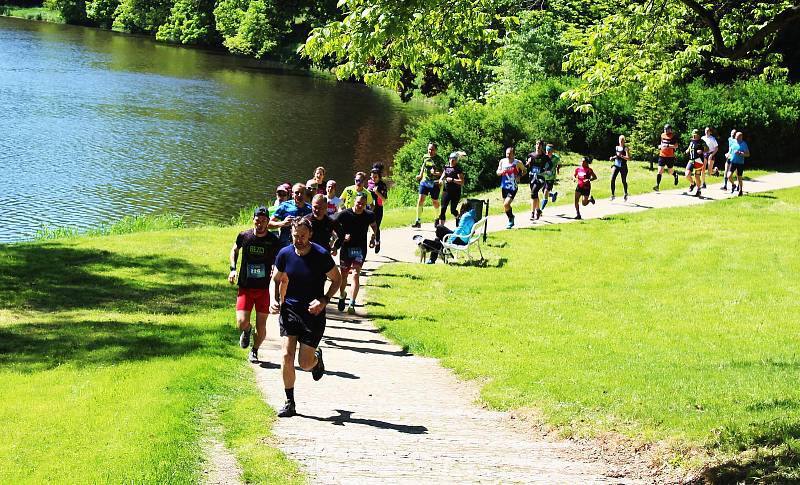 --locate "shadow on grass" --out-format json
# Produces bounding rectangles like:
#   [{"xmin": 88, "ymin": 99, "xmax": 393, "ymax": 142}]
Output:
[
  {"xmin": 0, "ymin": 320, "xmax": 231, "ymax": 372},
  {"xmin": 0, "ymin": 242, "xmax": 225, "ymax": 313},
  {"xmin": 697, "ymin": 447, "xmax": 800, "ymax": 484}
]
